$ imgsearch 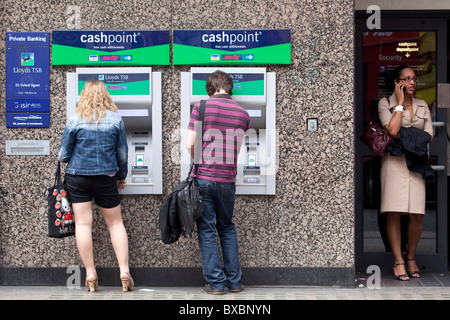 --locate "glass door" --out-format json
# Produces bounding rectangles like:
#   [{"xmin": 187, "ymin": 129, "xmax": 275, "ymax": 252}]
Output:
[{"xmin": 355, "ymin": 15, "xmax": 448, "ymax": 272}]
